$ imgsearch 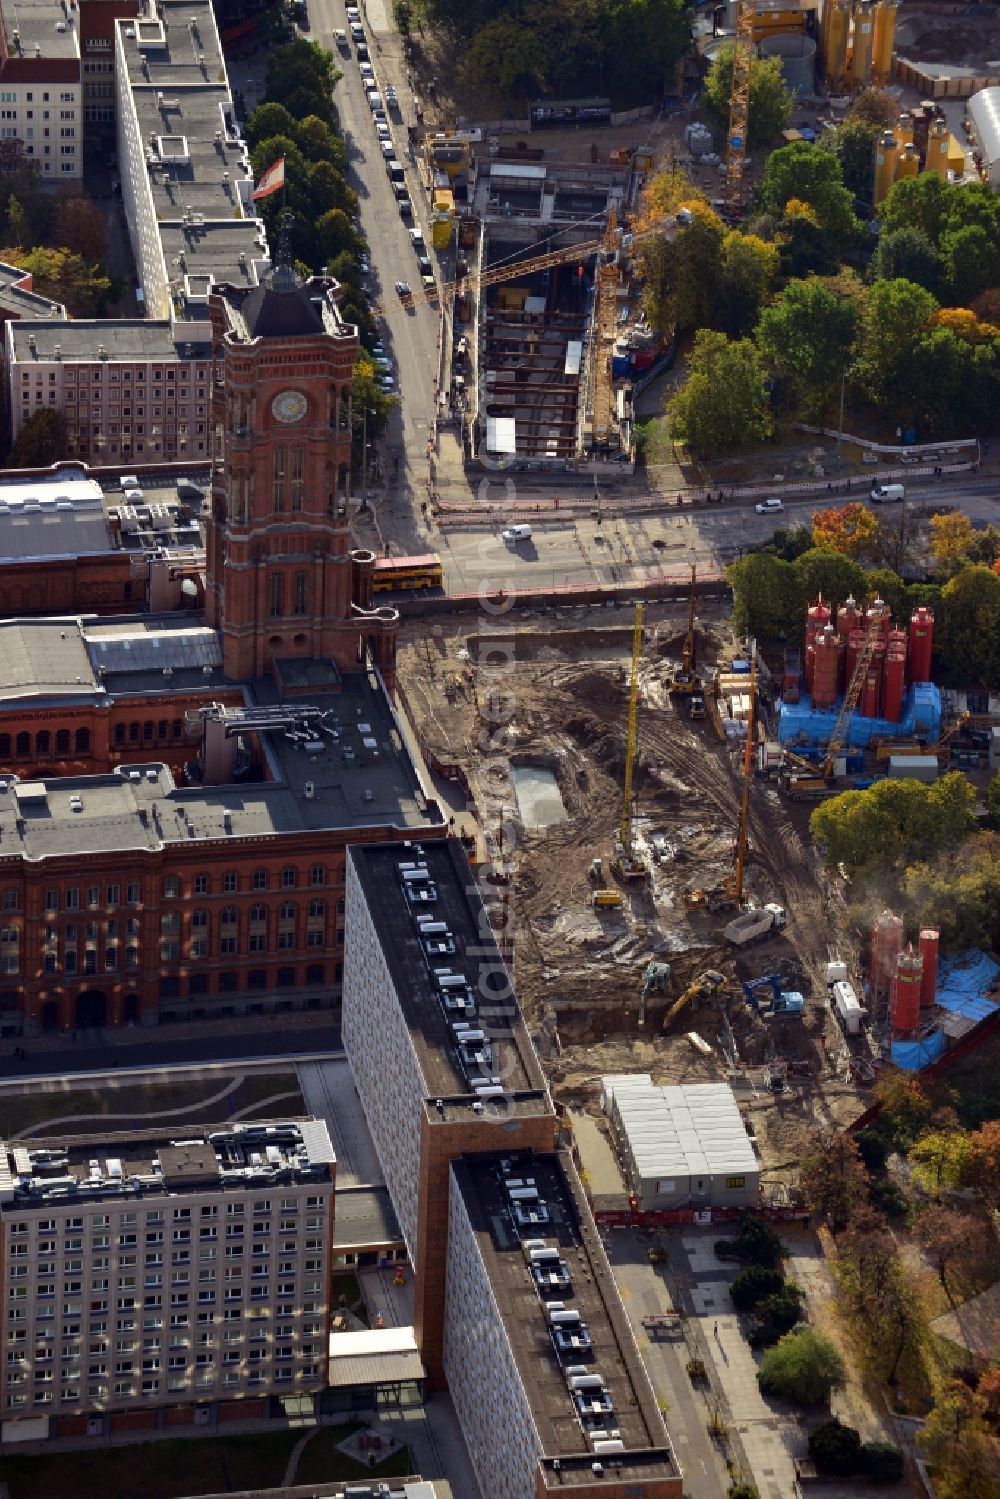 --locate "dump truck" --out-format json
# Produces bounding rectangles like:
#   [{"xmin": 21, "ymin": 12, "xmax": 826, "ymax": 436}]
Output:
[{"xmin": 723, "ymin": 904, "xmax": 786, "ymax": 947}]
